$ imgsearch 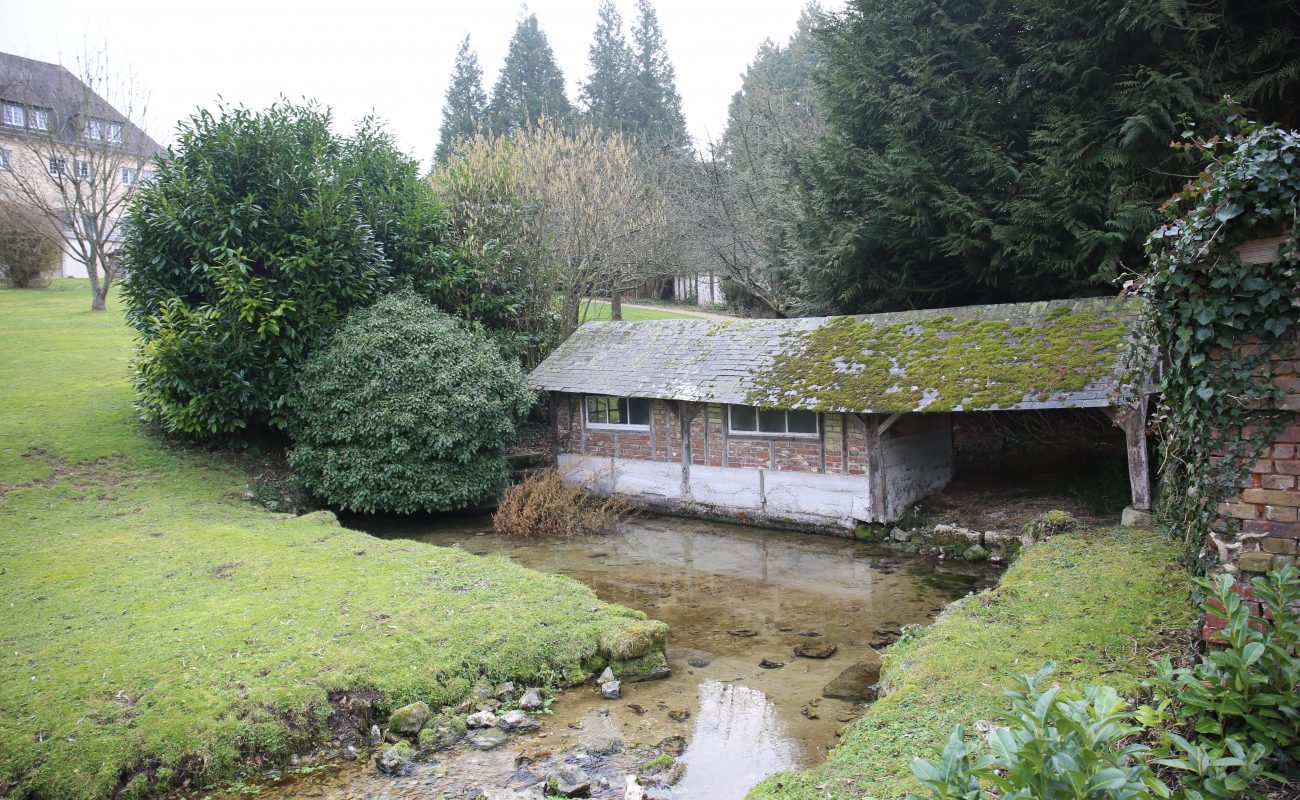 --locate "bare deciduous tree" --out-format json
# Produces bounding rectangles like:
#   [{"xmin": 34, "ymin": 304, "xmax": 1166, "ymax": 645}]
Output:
[{"xmin": 0, "ymin": 48, "xmax": 160, "ymax": 310}]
